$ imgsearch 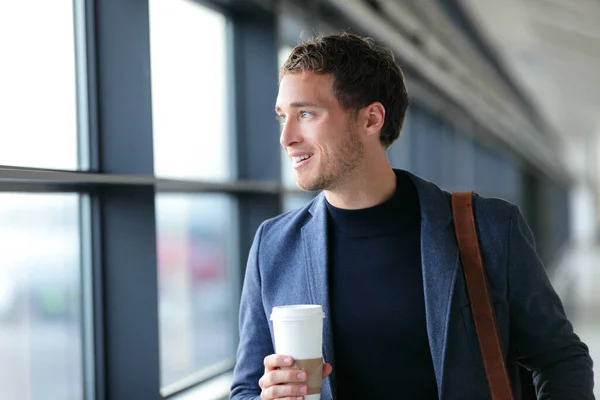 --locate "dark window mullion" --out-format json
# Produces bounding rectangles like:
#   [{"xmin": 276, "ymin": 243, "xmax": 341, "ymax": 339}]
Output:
[
  {"xmin": 92, "ymin": 0, "xmax": 159, "ymax": 399},
  {"xmin": 231, "ymin": 2, "xmax": 281, "ymax": 277},
  {"xmin": 84, "ymin": 0, "xmax": 101, "ymax": 173}
]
